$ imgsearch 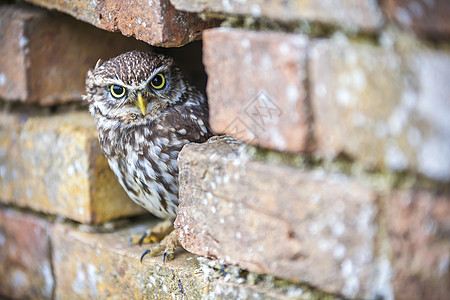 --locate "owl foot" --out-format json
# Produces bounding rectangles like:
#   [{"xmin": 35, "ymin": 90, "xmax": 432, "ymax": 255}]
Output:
[
  {"xmin": 140, "ymin": 229, "xmax": 180, "ymax": 263},
  {"xmin": 130, "ymin": 219, "xmax": 174, "ymax": 246}
]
